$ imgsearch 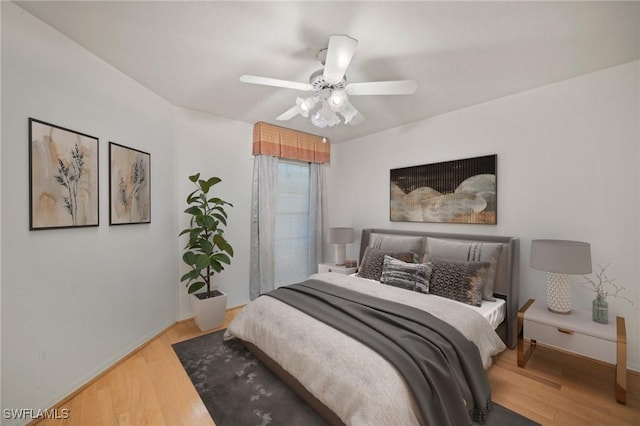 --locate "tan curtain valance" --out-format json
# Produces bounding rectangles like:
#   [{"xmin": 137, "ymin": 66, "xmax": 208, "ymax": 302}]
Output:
[{"xmin": 252, "ymin": 122, "xmax": 330, "ymax": 164}]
